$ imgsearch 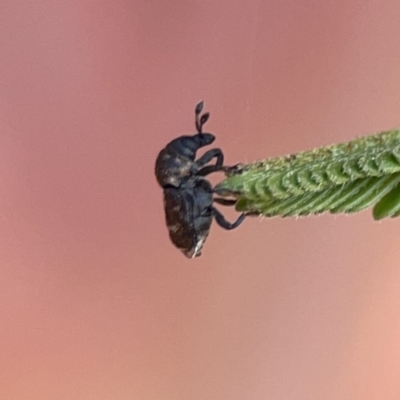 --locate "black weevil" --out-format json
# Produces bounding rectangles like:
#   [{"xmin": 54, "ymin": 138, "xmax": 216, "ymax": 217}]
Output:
[{"xmin": 155, "ymin": 101, "xmax": 246, "ymax": 258}]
